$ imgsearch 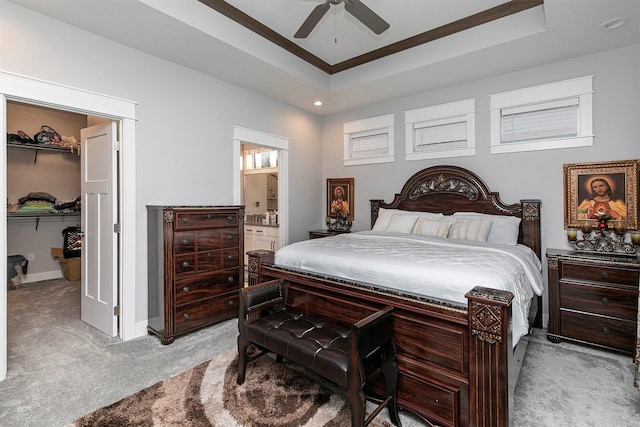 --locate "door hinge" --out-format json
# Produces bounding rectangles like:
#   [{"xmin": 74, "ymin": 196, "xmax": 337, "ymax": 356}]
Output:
[
  {"xmin": 113, "ymin": 306, "xmax": 120, "ymax": 316},
  {"xmin": 114, "ymin": 140, "xmax": 121, "ymax": 151},
  {"xmin": 114, "ymin": 223, "xmax": 121, "ymax": 233}
]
